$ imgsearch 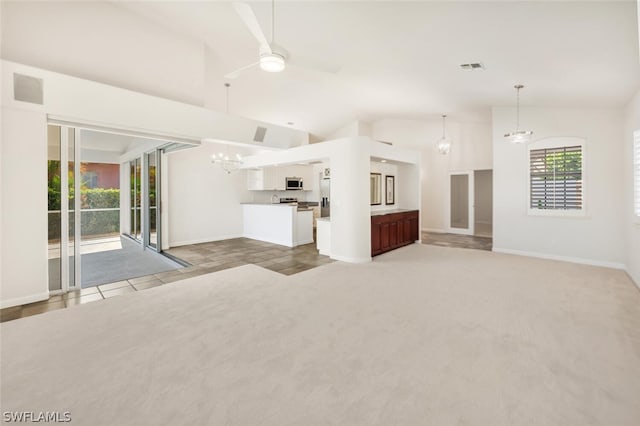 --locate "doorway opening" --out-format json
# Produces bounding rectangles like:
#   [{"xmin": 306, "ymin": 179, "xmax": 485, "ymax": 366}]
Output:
[
  {"xmin": 47, "ymin": 124, "xmax": 188, "ymax": 291},
  {"xmin": 447, "ymin": 169, "xmax": 493, "ymax": 238},
  {"xmin": 473, "ymin": 170, "xmax": 493, "ymax": 237}
]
